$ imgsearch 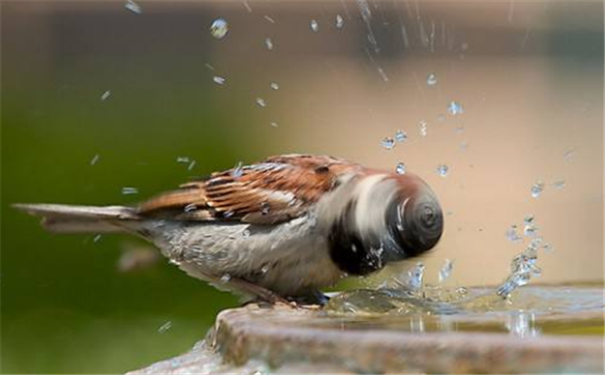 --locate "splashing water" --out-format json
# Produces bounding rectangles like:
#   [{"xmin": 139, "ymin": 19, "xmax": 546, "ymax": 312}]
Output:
[
  {"xmin": 310, "ymin": 19, "xmax": 319, "ymax": 32},
  {"xmin": 406, "ymin": 262, "xmax": 425, "ymax": 290},
  {"xmin": 395, "ymin": 162, "xmax": 406, "ymax": 175},
  {"xmin": 530, "ymin": 181, "xmax": 544, "ymax": 198},
  {"xmin": 100, "ymin": 90, "xmax": 111, "ymax": 101},
  {"xmin": 157, "ymin": 321, "xmax": 172, "ymax": 334},
  {"xmin": 264, "ymin": 38, "xmax": 274, "ymax": 50},
  {"xmin": 426, "ymin": 73, "xmax": 438, "ymax": 86},
  {"xmin": 270, "ymin": 82, "xmax": 280, "ymax": 90},
  {"xmin": 213, "ymin": 76, "xmax": 226, "ymax": 85},
  {"xmin": 552, "ymin": 179, "xmax": 566, "ymax": 190},
  {"xmin": 436, "ymin": 164, "xmax": 449, "ymax": 177},
  {"xmin": 125, "ymin": 0, "xmax": 142, "ymax": 14},
  {"xmin": 256, "ymin": 97, "xmax": 267, "ymax": 108},
  {"xmin": 438, "ymin": 259, "xmax": 454, "ymax": 283},
  {"xmin": 394, "ymin": 130, "xmax": 407, "ymax": 143},
  {"xmin": 419, "ymin": 120, "xmax": 428, "ymax": 136},
  {"xmin": 447, "ymin": 101, "xmax": 464, "ymax": 115},
  {"xmin": 122, "ymin": 187, "xmax": 139, "ymax": 195},
  {"xmin": 210, "ymin": 18, "xmax": 229, "ymax": 39},
  {"xmin": 381, "ymin": 137, "xmax": 395, "ymax": 150},
  {"xmin": 335, "ymin": 14, "xmax": 345, "ymax": 29}
]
